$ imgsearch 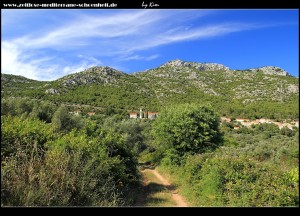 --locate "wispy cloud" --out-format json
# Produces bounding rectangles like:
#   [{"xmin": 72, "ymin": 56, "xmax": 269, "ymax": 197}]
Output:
[
  {"xmin": 123, "ymin": 22, "xmax": 260, "ymax": 53},
  {"xmin": 120, "ymin": 54, "xmax": 159, "ymax": 61},
  {"xmin": 77, "ymin": 54, "xmax": 102, "ymax": 65},
  {"xmin": 1, "ymin": 9, "xmax": 288, "ymax": 80}
]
